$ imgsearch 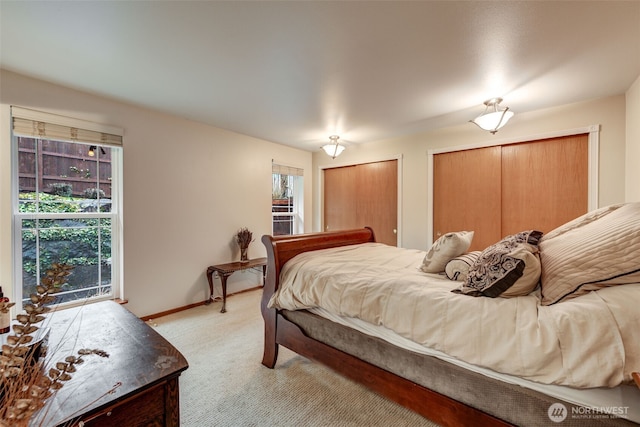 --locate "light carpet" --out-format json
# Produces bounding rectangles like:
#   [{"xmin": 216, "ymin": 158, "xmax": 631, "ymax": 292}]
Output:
[{"xmin": 151, "ymin": 289, "xmax": 440, "ymax": 426}]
